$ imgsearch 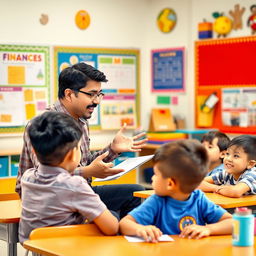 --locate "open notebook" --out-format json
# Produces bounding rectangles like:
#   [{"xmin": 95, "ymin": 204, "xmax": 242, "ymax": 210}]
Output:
[{"xmin": 94, "ymin": 154, "xmax": 154, "ymax": 182}]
